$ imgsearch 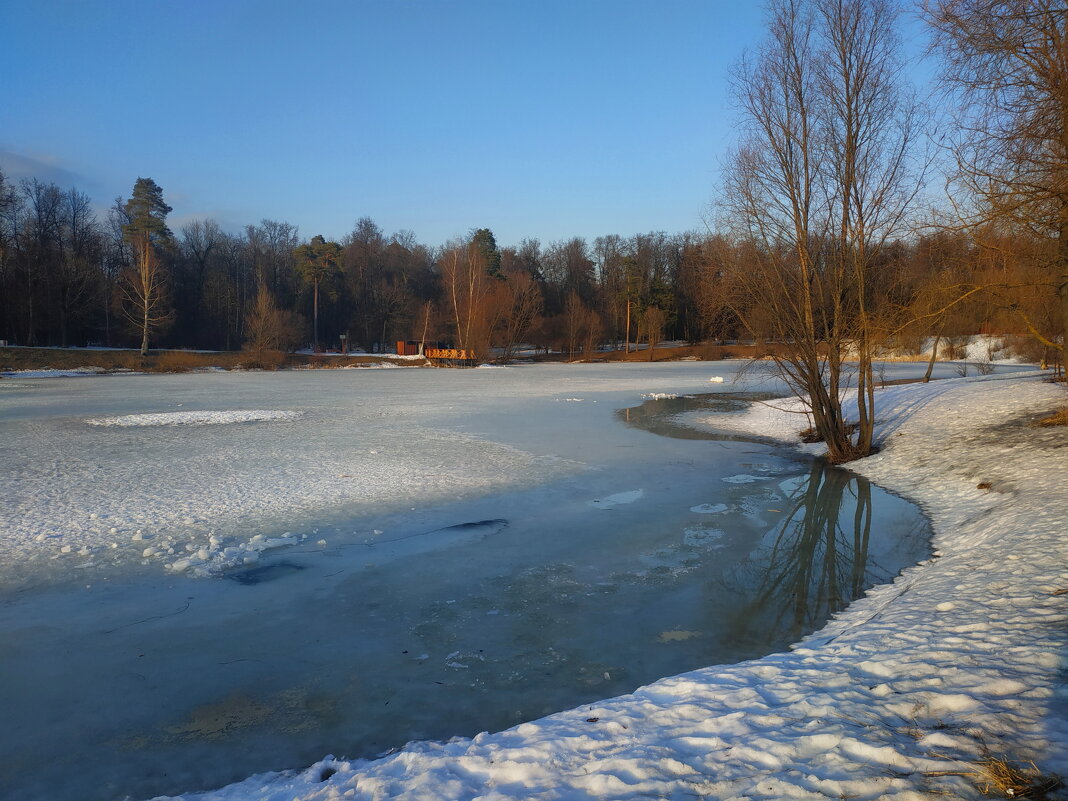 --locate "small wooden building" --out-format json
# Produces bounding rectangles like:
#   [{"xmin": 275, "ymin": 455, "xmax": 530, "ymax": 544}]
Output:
[{"xmin": 396, "ymin": 340, "xmax": 423, "ymax": 356}]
